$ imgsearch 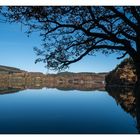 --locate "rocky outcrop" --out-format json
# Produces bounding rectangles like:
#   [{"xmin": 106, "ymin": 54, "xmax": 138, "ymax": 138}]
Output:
[{"xmin": 105, "ymin": 58, "xmax": 137, "ymax": 86}]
